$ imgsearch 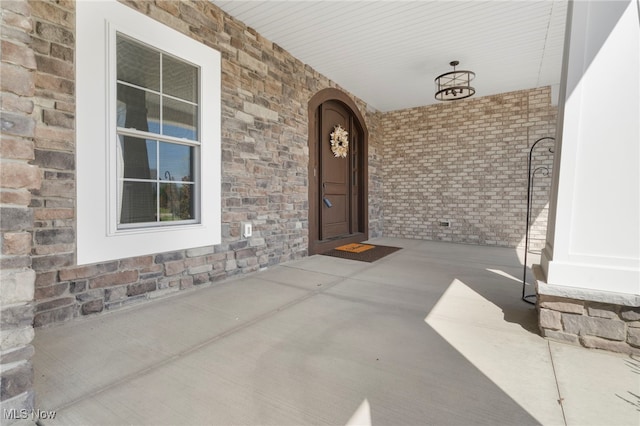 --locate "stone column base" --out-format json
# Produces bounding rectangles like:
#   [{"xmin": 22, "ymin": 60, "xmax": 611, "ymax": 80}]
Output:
[{"xmin": 534, "ymin": 265, "xmax": 640, "ymax": 355}]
